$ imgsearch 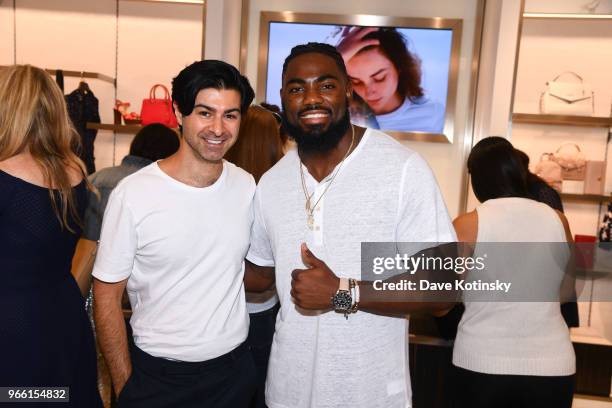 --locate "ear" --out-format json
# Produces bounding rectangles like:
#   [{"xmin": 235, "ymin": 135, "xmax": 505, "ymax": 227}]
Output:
[
  {"xmin": 345, "ymin": 79, "xmax": 353, "ymax": 100},
  {"xmin": 173, "ymin": 102, "xmax": 183, "ymax": 126}
]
